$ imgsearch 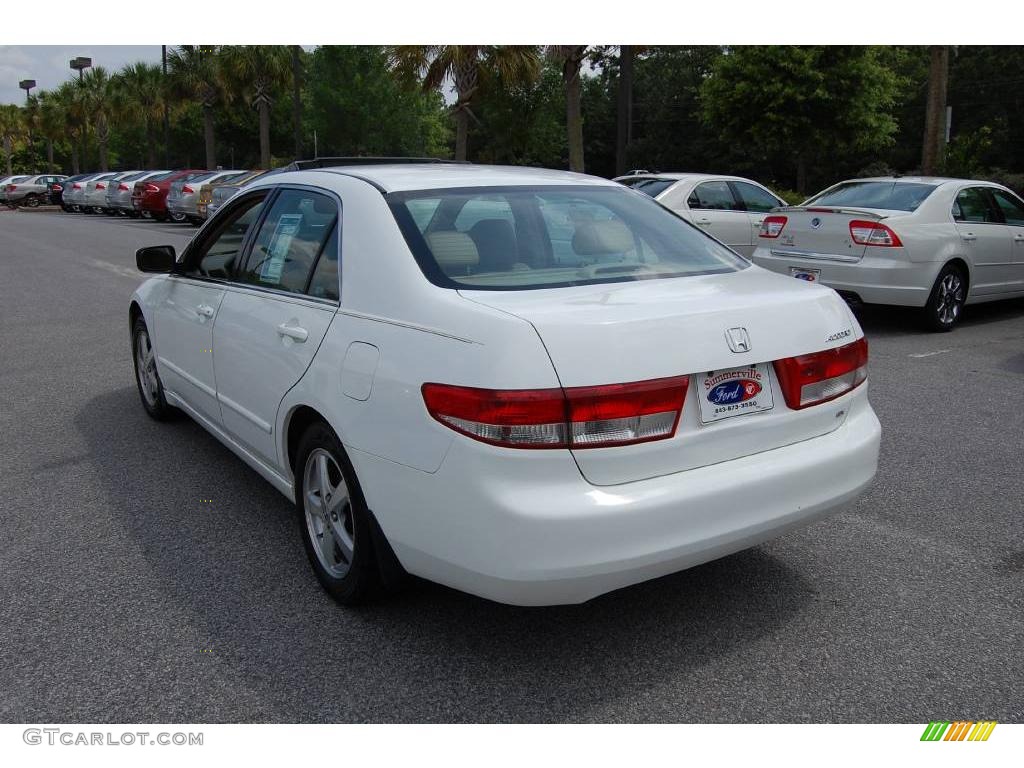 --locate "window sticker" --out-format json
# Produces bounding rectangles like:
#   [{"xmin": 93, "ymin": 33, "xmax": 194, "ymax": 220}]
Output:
[{"xmin": 261, "ymin": 213, "xmax": 304, "ymax": 282}]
